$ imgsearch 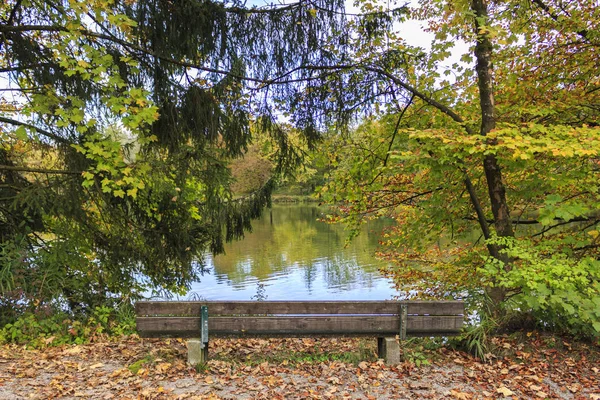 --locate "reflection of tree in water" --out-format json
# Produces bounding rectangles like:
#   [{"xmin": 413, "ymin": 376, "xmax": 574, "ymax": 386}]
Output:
[
  {"xmin": 211, "ymin": 205, "xmax": 392, "ymax": 289},
  {"xmin": 303, "ymin": 263, "xmax": 317, "ymax": 294},
  {"xmin": 321, "ymin": 255, "xmax": 377, "ymax": 291}
]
